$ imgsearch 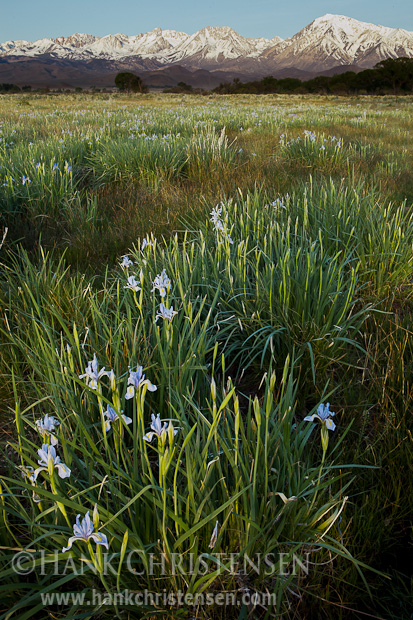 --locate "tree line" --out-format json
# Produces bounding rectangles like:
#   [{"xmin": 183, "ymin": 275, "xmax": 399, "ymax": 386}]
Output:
[
  {"xmin": 212, "ymin": 58, "xmax": 413, "ymax": 95},
  {"xmin": 0, "ymin": 83, "xmax": 32, "ymax": 93},
  {"xmin": 2, "ymin": 57, "xmax": 412, "ymax": 96}
]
